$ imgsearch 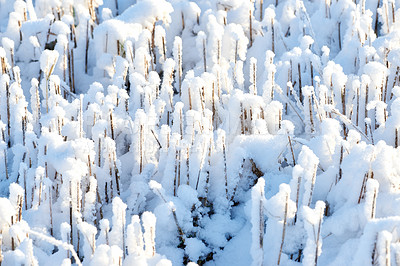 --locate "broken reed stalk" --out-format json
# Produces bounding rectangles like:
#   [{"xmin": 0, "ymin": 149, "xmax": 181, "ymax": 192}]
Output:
[
  {"xmin": 114, "ymin": 157, "xmax": 120, "ymax": 195},
  {"xmin": 258, "ymin": 184, "xmax": 265, "ymax": 262},
  {"xmin": 288, "ymin": 135, "xmax": 296, "ymax": 165},
  {"xmin": 277, "ymin": 192, "xmax": 289, "ymax": 265},
  {"xmin": 152, "ymin": 185, "xmax": 186, "ymax": 247},
  {"xmin": 371, "ymin": 185, "xmax": 377, "ymax": 219},
  {"xmin": 249, "ymin": 10, "xmax": 253, "ymax": 47},
  {"xmin": 151, "ymin": 23, "xmax": 156, "ymax": 66},
  {"xmin": 314, "ymin": 206, "xmax": 324, "ymax": 266},
  {"xmin": 240, "ymin": 102, "xmax": 245, "ymax": 134},
  {"xmin": 308, "ymin": 94, "xmax": 315, "ymax": 133},
  {"xmin": 383, "ymin": 75, "xmax": 389, "ymax": 104},
  {"xmin": 11, "ymin": 217, "xmax": 15, "ymax": 251},
  {"xmin": 85, "ymin": 20, "xmax": 89, "ymax": 74},
  {"xmin": 177, "ymin": 41, "xmax": 182, "ymax": 96},
  {"xmin": 202, "ymin": 139, "xmax": 212, "ymax": 205},
  {"xmin": 364, "ymin": 84, "xmax": 368, "ymax": 135},
  {"xmin": 212, "ymin": 82, "xmax": 216, "ymax": 128},
  {"xmin": 115, "ymin": 0, "xmax": 119, "ymax": 15},
  {"xmin": 307, "ymin": 164, "xmax": 318, "ymax": 206},
  {"xmin": 195, "ymin": 144, "xmax": 206, "ymax": 191},
  {"xmin": 9, "ymin": 47, "xmax": 14, "ymax": 72},
  {"xmin": 203, "ymin": 38, "xmax": 207, "ymax": 72},
  {"xmin": 0, "ymin": 231, "xmax": 2, "ymax": 266},
  {"xmin": 71, "ymin": 48, "xmax": 75, "ymax": 93},
  {"xmin": 368, "ymin": 122, "xmax": 374, "ymax": 145},
  {"xmin": 69, "ymin": 180, "xmax": 73, "ymax": 253},
  {"xmin": 1, "ymin": 130, "xmax": 8, "ymax": 180},
  {"xmin": 325, "ymin": 0, "xmax": 331, "ymax": 18},
  {"xmin": 24, "ymin": 168, "xmax": 27, "ymax": 209},
  {"xmin": 391, "ymin": 2, "xmax": 396, "ymax": 25},
  {"xmin": 338, "ymin": 22, "xmax": 341, "ymax": 50},
  {"xmin": 337, "ymin": 144, "xmax": 344, "ymax": 183},
  {"xmin": 298, "ymin": 63, "xmax": 302, "ymax": 103},
  {"xmin": 294, "ymin": 173, "xmax": 301, "ymax": 223},
  {"xmin": 251, "ymin": 60, "xmax": 257, "ymax": 95},
  {"xmin": 341, "ymin": 85, "xmax": 346, "ymax": 117},
  {"xmin": 110, "ymin": 110, "xmax": 115, "ymax": 140},
  {"xmin": 49, "ymin": 186, "xmax": 53, "ymax": 236},
  {"xmin": 356, "ymin": 84, "xmax": 360, "ymax": 126},
  {"xmin": 139, "ymin": 124, "xmax": 143, "ymax": 174},
  {"xmin": 6, "ymin": 81, "xmax": 10, "ymax": 148},
  {"xmin": 271, "ymin": 18, "xmax": 275, "ymax": 54},
  {"xmin": 358, "ymin": 170, "xmax": 373, "ymax": 204},
  {"xmin": 177, "ymin": 149, "xmax": 181, "ymax": 192},
  {"xmin": 174, "ymin": 147, "xmax": 179, "ymax": 197},
  {"xmin": 384, "ymin": 1, "xmax": 389, "ymax": 34}
]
